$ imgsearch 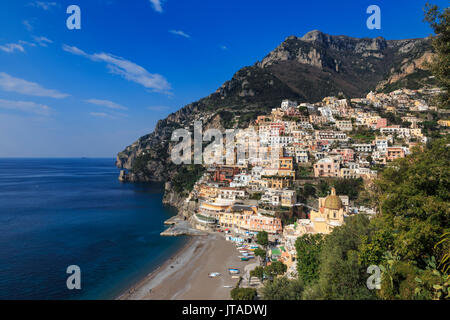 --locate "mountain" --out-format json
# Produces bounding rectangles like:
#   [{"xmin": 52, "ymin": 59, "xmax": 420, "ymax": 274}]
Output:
[{"xmin": 116, "ymin": 30, "xmax": 435, "ymax": 184}]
